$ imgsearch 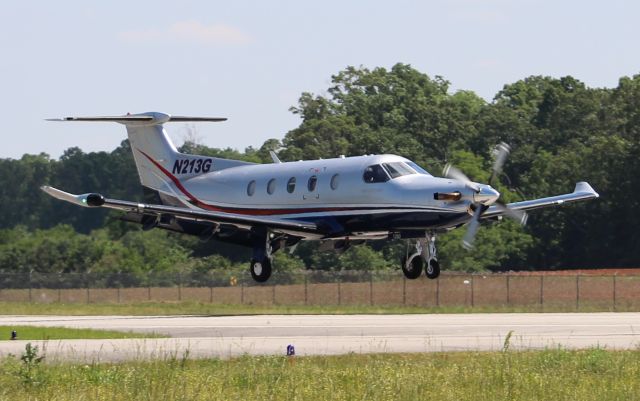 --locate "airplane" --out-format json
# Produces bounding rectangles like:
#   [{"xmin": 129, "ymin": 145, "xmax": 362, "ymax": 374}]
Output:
[{"xmin": 42, "ymin": 112, "xmax": 599, "ymax": 282}]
